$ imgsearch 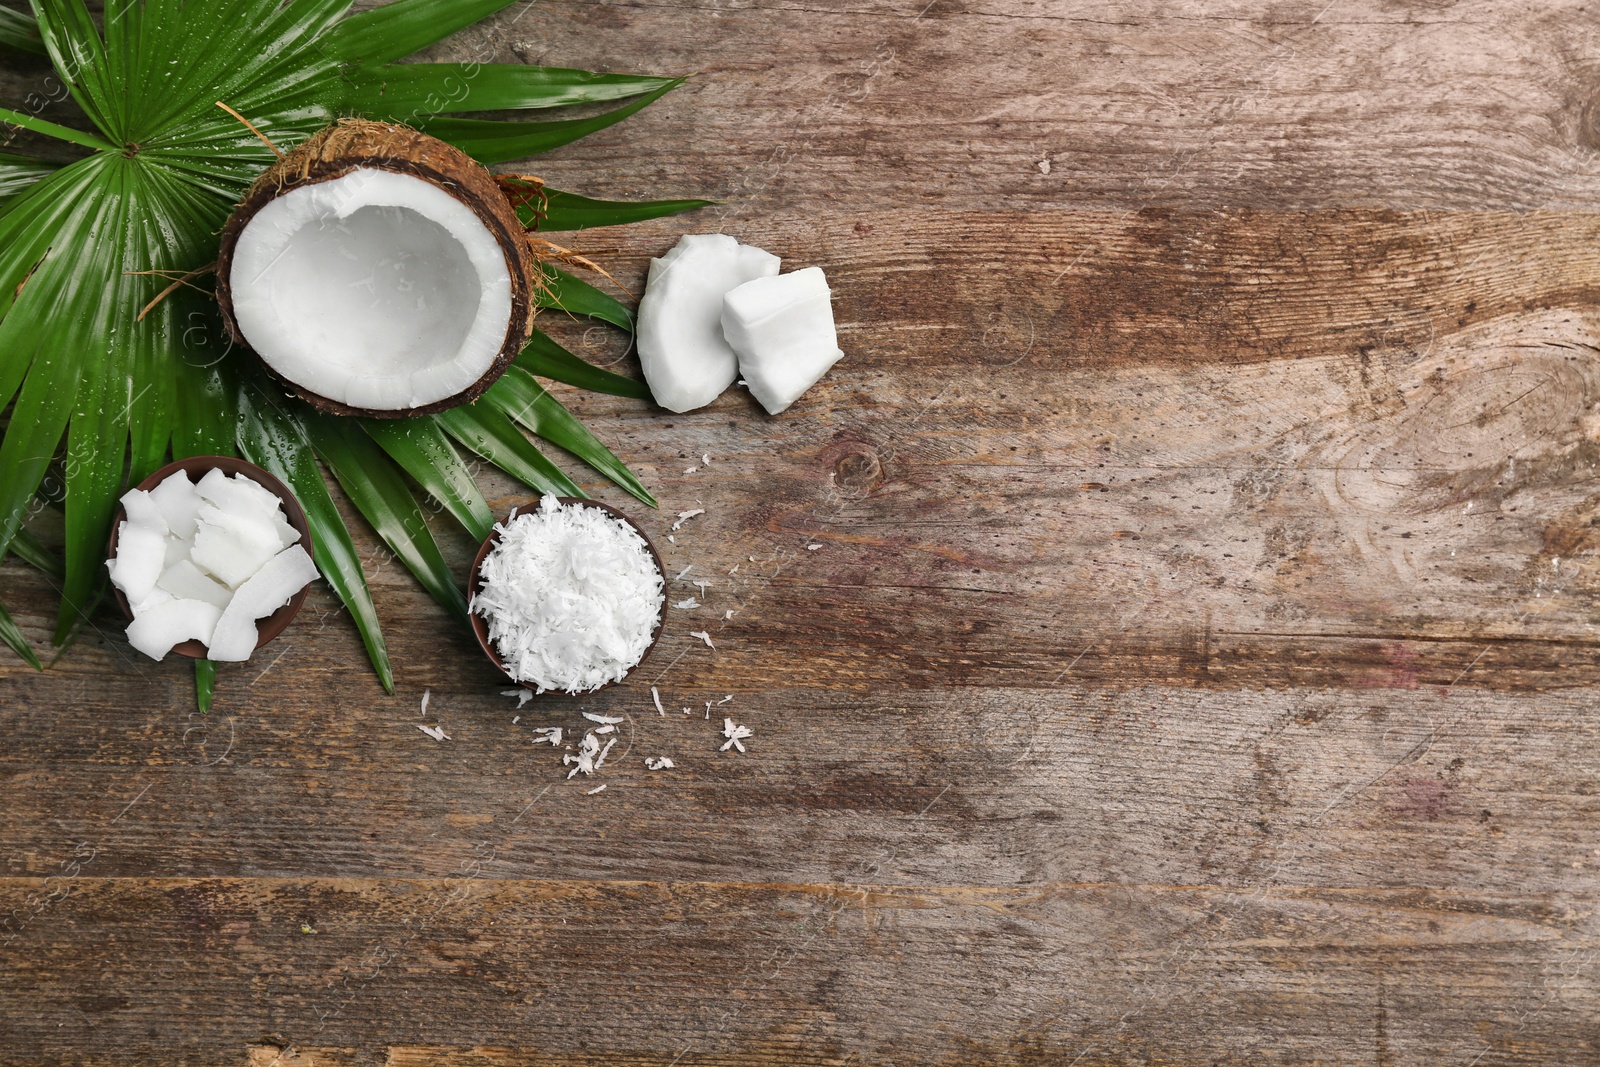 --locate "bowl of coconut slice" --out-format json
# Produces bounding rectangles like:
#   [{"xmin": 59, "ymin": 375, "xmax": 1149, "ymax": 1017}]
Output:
[
  {"xmin": 107, "ymin": 456, "xmax": 317, "ymax": 662},
  {"xmin": 468, "ymin": 496, "xmax": 667, "ymax": 695}
]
